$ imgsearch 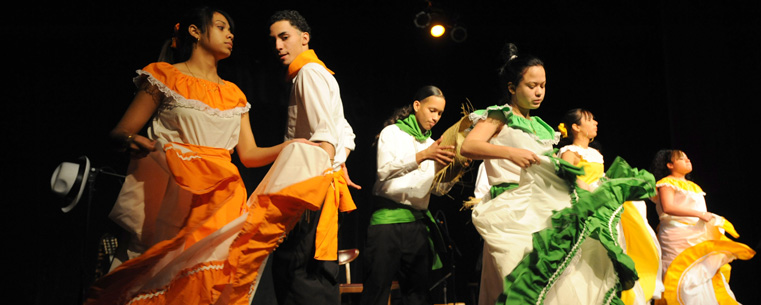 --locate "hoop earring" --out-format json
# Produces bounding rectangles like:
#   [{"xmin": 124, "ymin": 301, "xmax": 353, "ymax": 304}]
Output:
[{"xmin": 584, "ymin": 130, "xmax": 594, "ymax": 142}]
